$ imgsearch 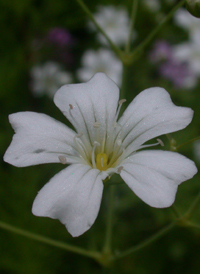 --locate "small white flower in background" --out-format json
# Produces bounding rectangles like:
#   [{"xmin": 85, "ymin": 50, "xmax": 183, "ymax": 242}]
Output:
[
  {"xmin": 149, "ymin": 40, "xmax": 196, "ymax": 89},
  {"xmin": 173, "ymin": 8, "xmax": 200, "ymax": 84},
  {"xmin": 173, "ymin": 41, "xmax": 200, "ymax": 79},
  {"xmin": 77, "ymin": 49, "xmax": 122, "ymax": 86},
  {"xmin": 4, "ymin": 73, "xmax": 197, "ymax": 237},
  {"xmin": 88, "ymin": 5, "xmax": 131, "ymax": 46},
  {"xmin": 30, "ymin": 61, "xmax": 72, "ymax": 97},
  {"xmin": 165, "ymin": 0, "xmax": 176, "ymax": 3},
  {"xmin": 174, "ymin": 8, "xmax": 200, "ymax": 41},
  {"xmin": 193, "ymin": 140, "xmax": 200, "ymax": 161},
  {"xmin": 142, "ymin": 0, "xmax": 161, "ymax": 12}
]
